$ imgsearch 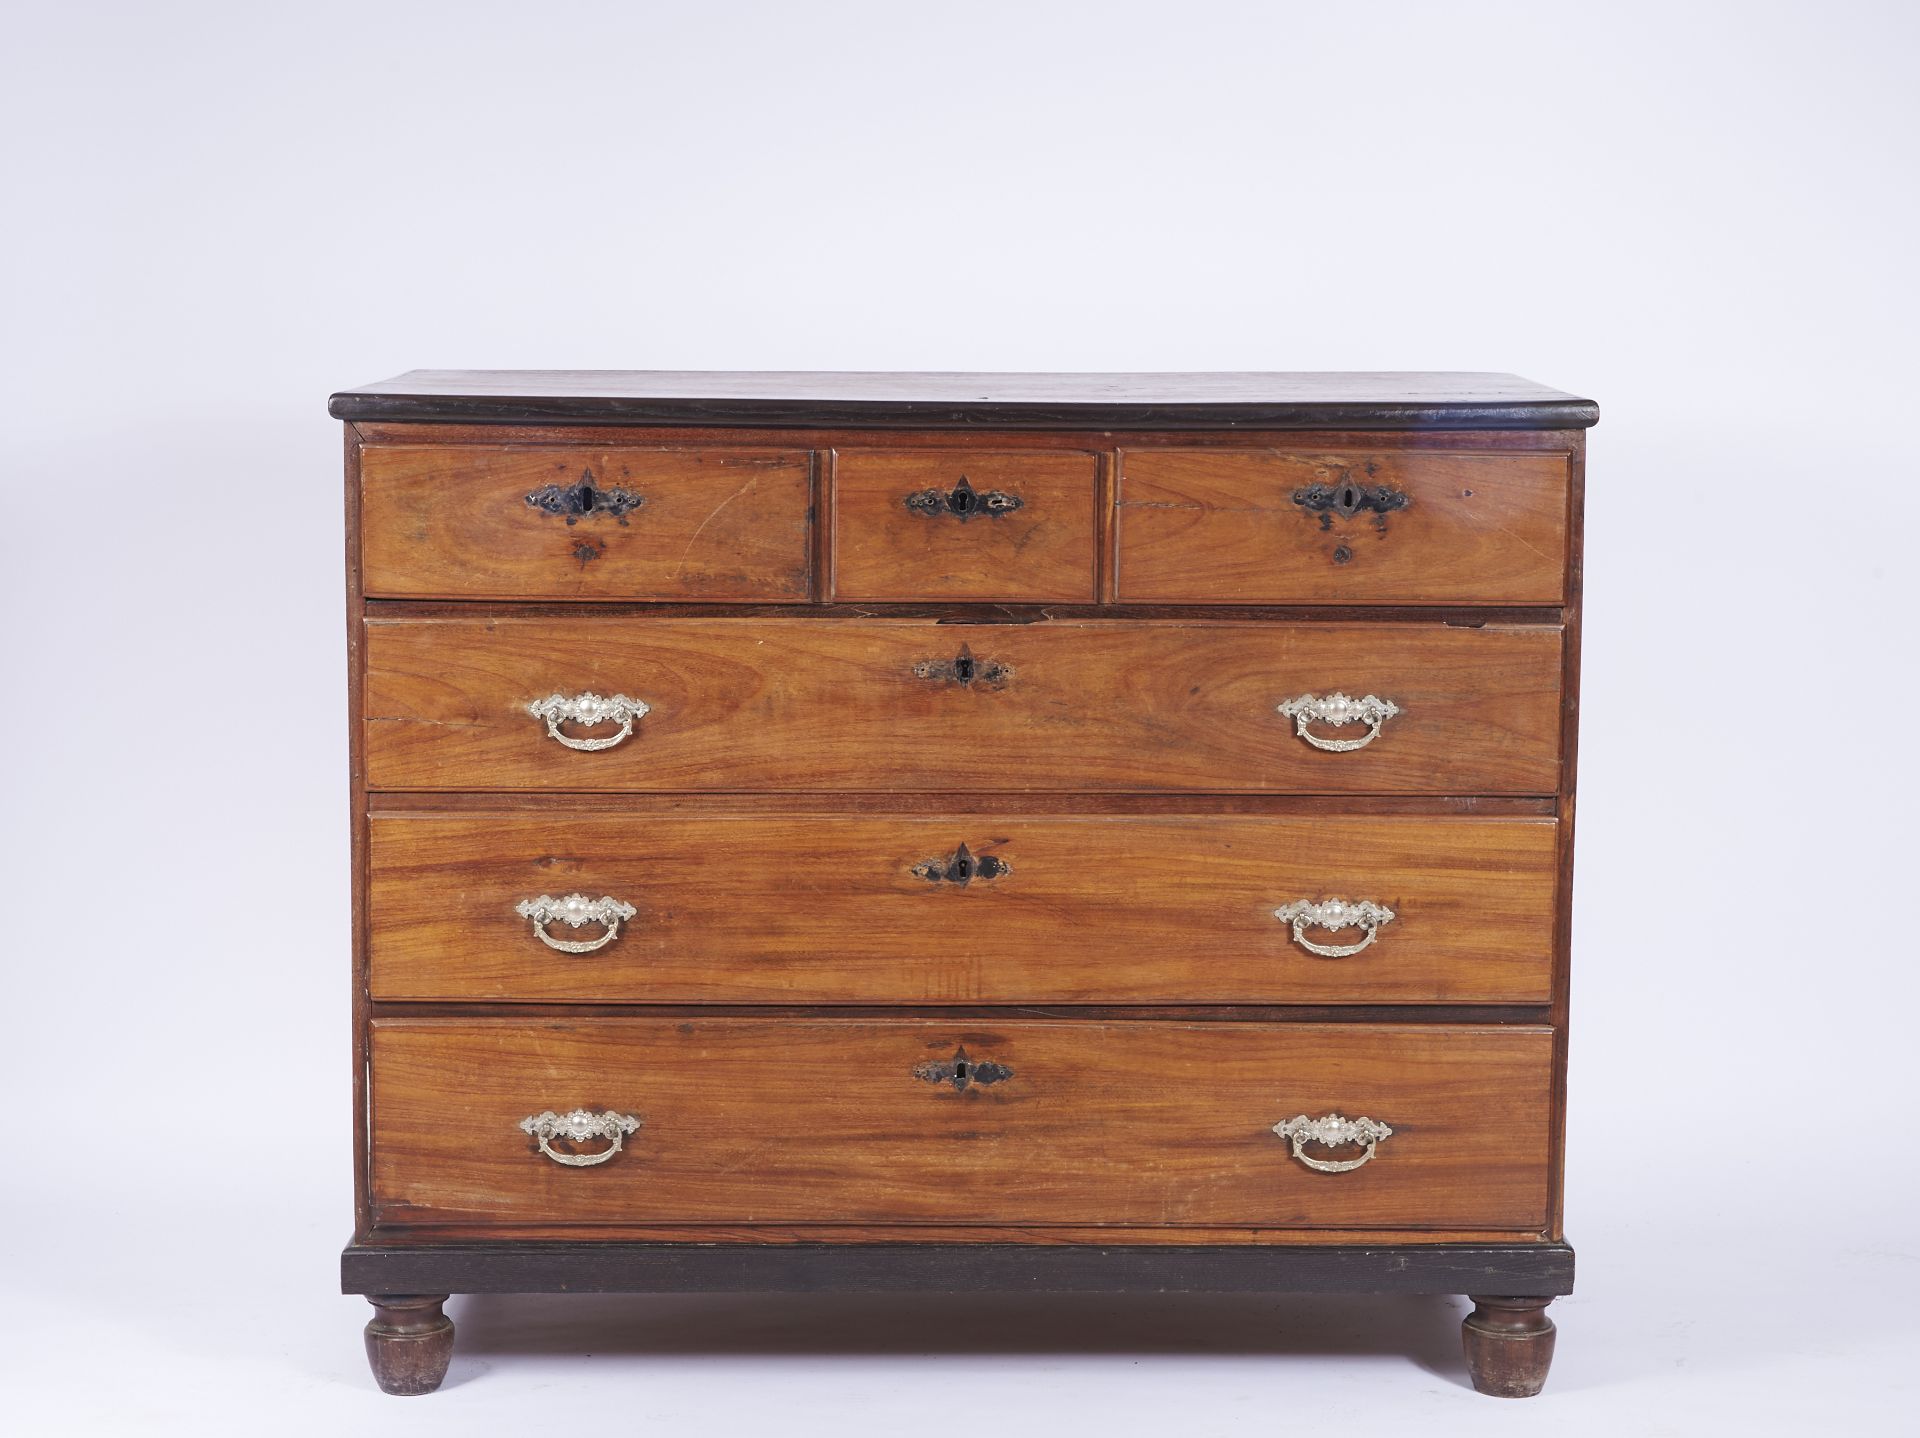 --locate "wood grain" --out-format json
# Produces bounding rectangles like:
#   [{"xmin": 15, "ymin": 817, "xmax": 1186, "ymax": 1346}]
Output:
[
  {"xmin": 361, "ymin": 618, "xmax": 1564, "ymax": 794},
  {"xmin": 367, "ymin": 812, "xmax": 1557, "ymax": 1003},
  {"xmin": 831, "ymin": 448, "xmax": 1097, "ymax": 601},
  {"xmin": 359, "ymin": 444, "xmax": 810, "ymax": 600},
  {"xmin": 1116, "ymin": 448, "xmax": 1570, "ymax": 604},
  {"xmin": 369, "ymin": 1019, "xmax": 1553, "ymax": 1228}
]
